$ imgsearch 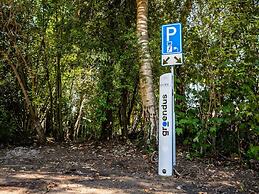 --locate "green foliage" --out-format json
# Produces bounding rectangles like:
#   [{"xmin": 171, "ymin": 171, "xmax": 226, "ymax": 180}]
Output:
[
  {"xmin": 0, "ymin": 105, "xmax": 15, "ymax": 143},
  {"xmin": 247, "ymin": 145, "xmax": 259, "ymax": 160},
  {"xmin": 176, "ymin": 0, "xmax": 259, "ymax": 158}
]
